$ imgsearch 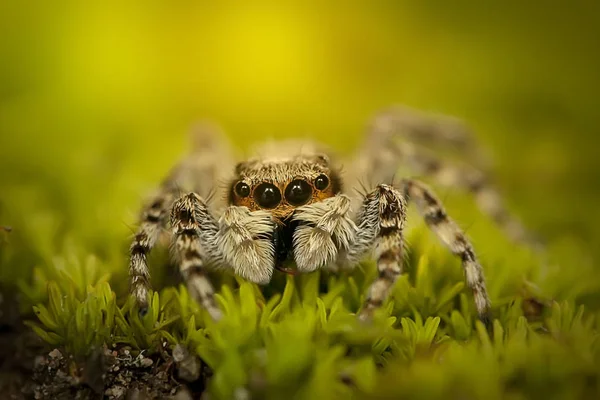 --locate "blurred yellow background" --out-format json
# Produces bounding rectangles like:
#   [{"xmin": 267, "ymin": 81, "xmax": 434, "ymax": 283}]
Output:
[{"xmin": 1, "ymin": 2, "xmax": 599, "ymax": 270}]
